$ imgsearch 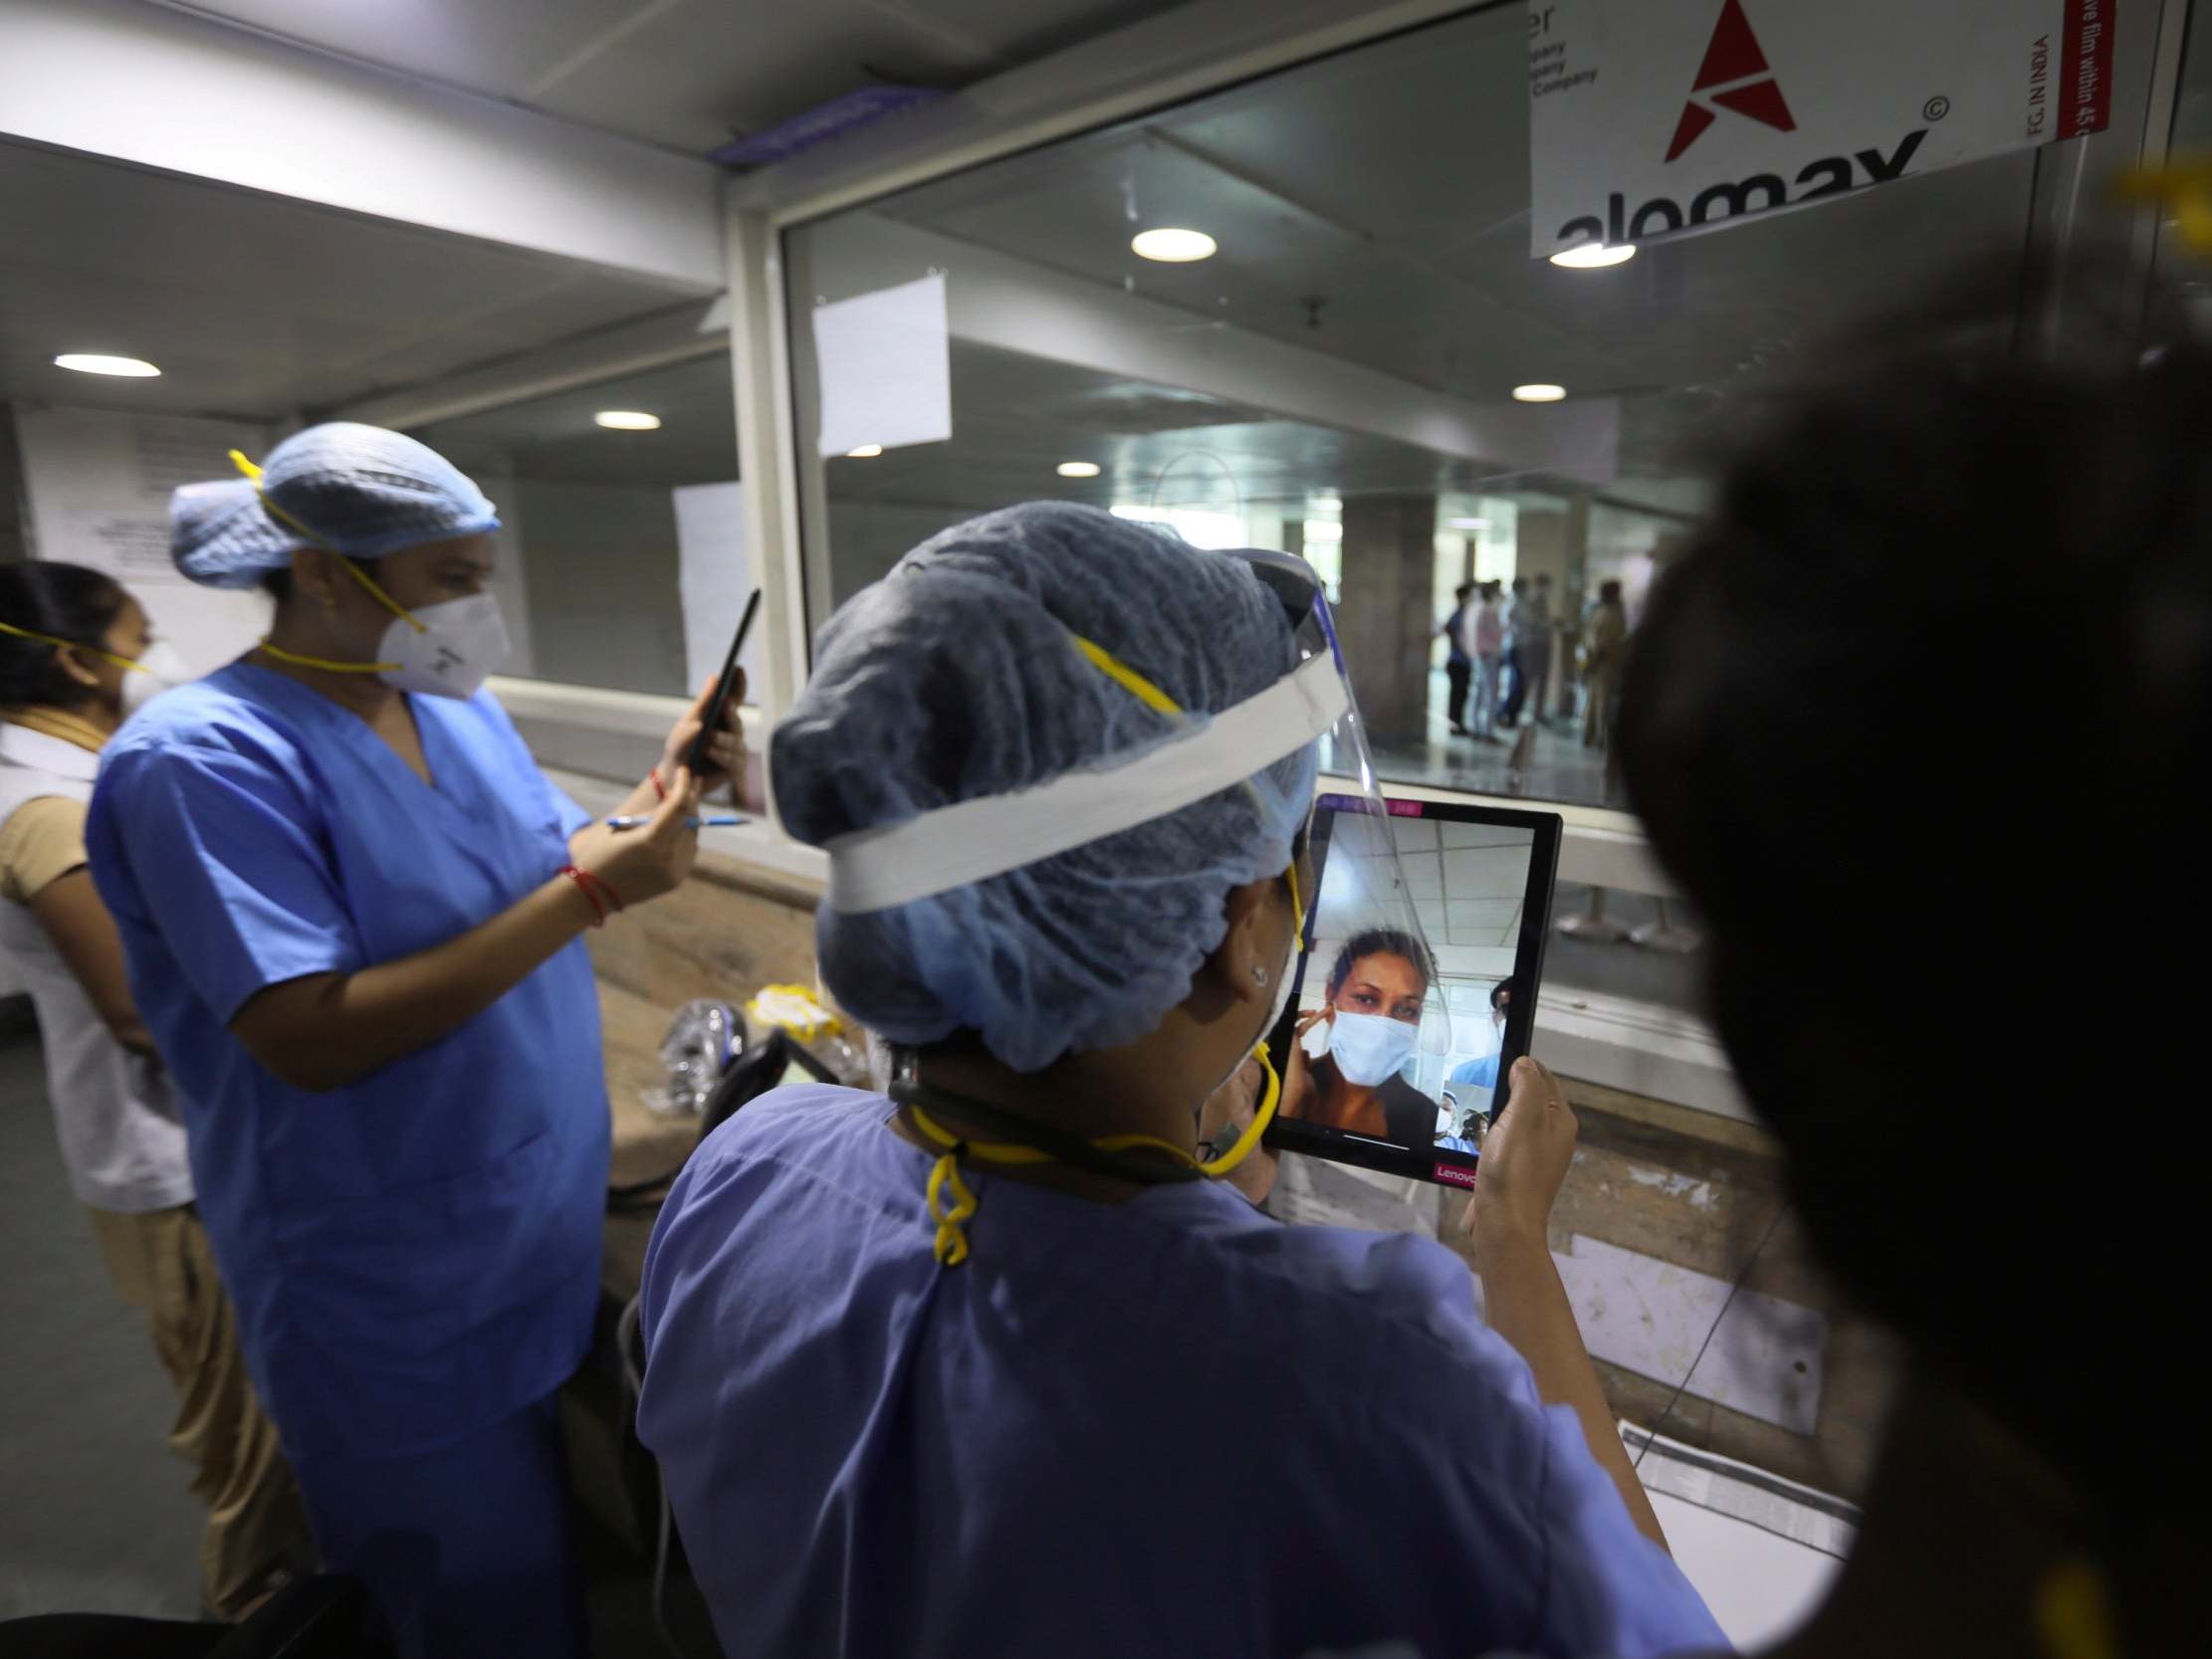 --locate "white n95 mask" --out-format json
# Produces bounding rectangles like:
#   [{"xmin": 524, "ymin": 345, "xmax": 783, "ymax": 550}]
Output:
[
  {"xmin": 376, "ymin": 593, "xmax": 510, "ymax": 701},
  {"xmin": 1327, "ymin": 1010, "xmax": 1421, "ymax": 1087},
  {"xmin": 120, "ymin": 639, "xmax": 190, "ymax": 717}
]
